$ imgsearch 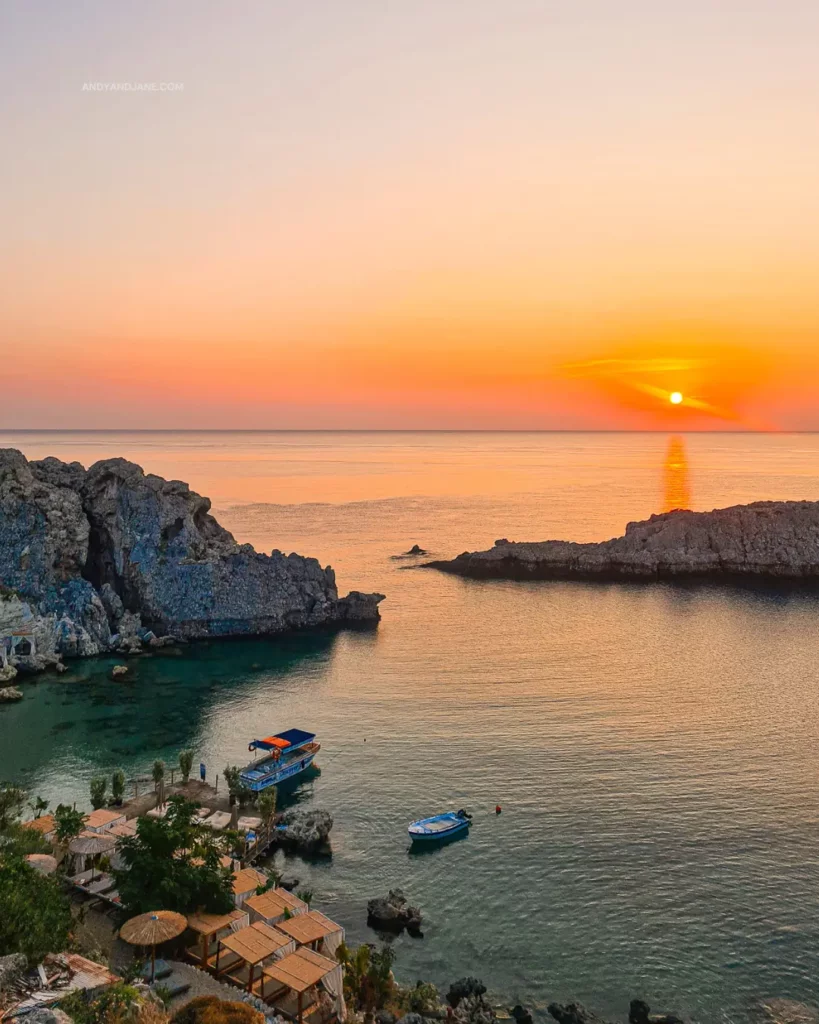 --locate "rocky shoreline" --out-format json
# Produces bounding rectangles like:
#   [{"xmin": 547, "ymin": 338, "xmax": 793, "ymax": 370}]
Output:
[
  {"xmin": 0, "ymin": 449, "xmax": 384, "ymax": 678},
  {"xmin": 425, "ymin": 501, "xmax": 819, "ymax": 584}
]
